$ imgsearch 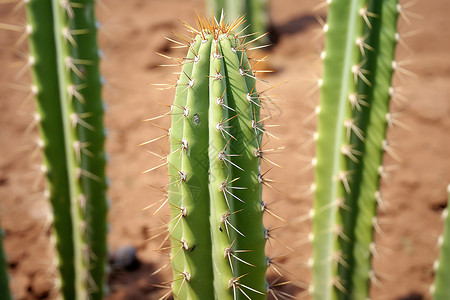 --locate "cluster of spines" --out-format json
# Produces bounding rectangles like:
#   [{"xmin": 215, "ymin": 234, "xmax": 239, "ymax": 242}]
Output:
[
  {"xmin": 306, "ymin": 0, "xmax": 405, "ymax": 299},
  {"xmin": 430, "ymin": 185, "xmax": 450, "ymax": 300},
  {"xmin": 2, "ymin": 0, "xmax": 108, "ymax": 298},
  {"xmin": 144, "ymin": 15, "xmax": 286, "ymax": 300}
]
